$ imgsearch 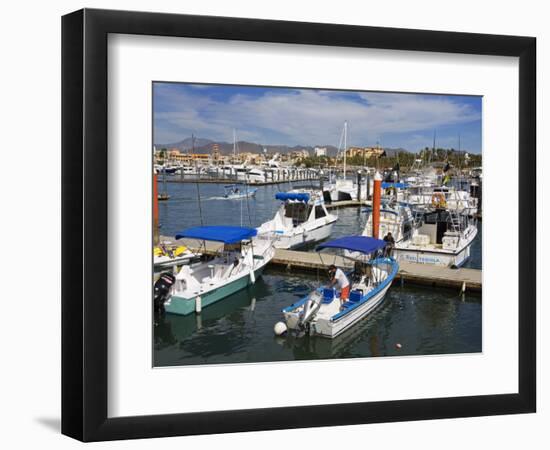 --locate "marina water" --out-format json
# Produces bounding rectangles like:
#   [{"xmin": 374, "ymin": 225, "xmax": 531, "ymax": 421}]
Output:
[{"xmin": 154, "ymin": 181, "xmax": 482, "ymax": 366}]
